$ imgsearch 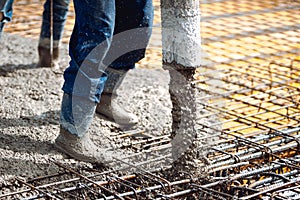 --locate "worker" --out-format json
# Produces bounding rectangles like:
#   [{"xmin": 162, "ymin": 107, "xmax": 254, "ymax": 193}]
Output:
[
  {"xmin": 0, "ymin": 0, "xmax": 13, "ymax": 39},
  {"xmin": 54, "ymin": 0, "xmax": 154, "ymax": 165},
  {"xmin": 38, "ymin": 0, "xmax": 140, "ymax": 127},
  {"xmin": 1, "ymin": 0, "xmax": 139, "ymax": 126},
  {"xmin": 36, "ymin": 0, "xmax": 70, "ymax": 69},
  {"xmin": 0, "ymin": 0, "xmax": 69, "ymax": 69}
]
